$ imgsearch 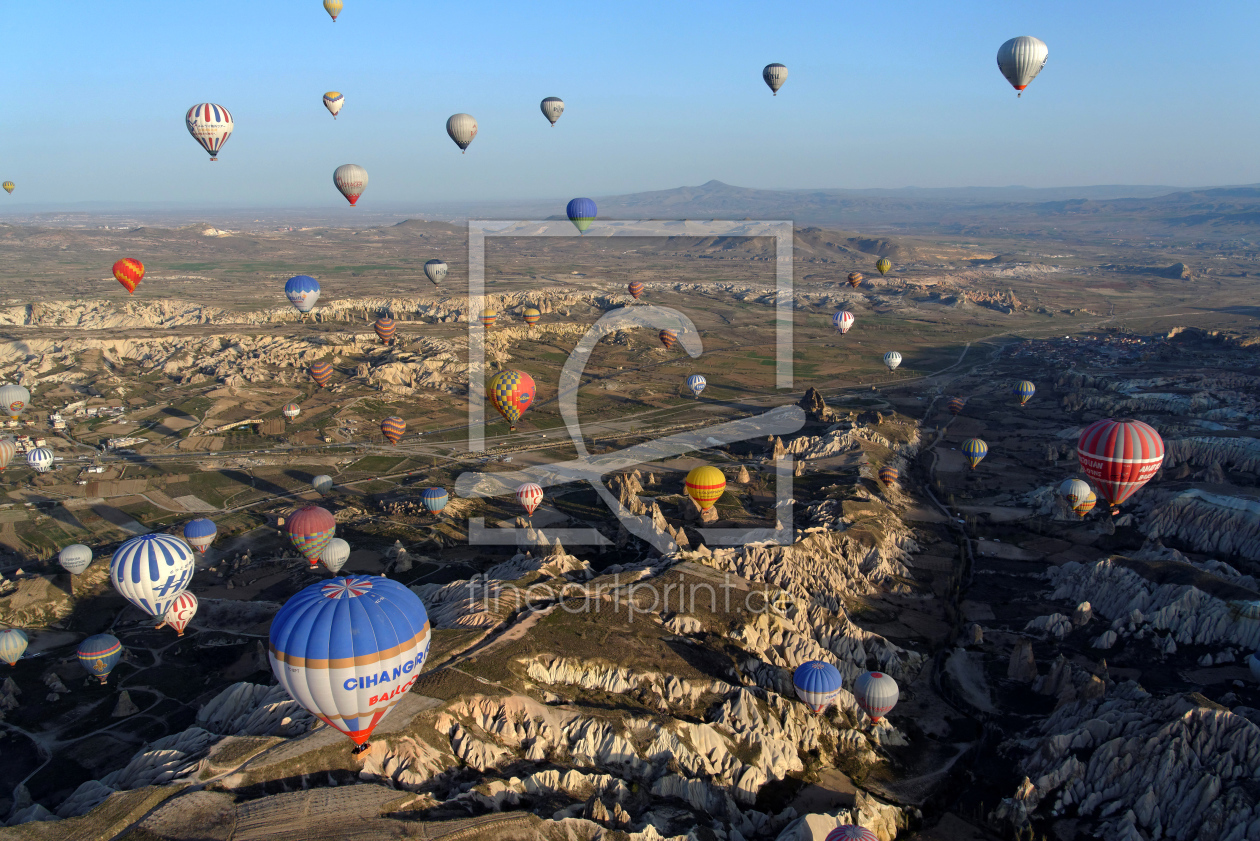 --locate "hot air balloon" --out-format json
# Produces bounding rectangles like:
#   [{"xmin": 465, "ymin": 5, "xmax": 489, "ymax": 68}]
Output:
[
  {"xmin": 628, "ymin": 281, "xmax": 644, "ymax": 300},
  {"xmin": 59, "ymin": 544, "xmax": 92, "ymax": 575},
  {"xmin": 488, "ymin": 370, "xmax": 535, "ymax": 431},
  {"xmin": 659, "ymin": 329, "xmax": 678, "ymax": 350},
  {"xmin": 27, "ymin": 447, "xmax": 53, "ymax": 473},
  {"xmin": 312, "ymin": 475, "xmax": 334, "ymax": 494},
  {"xmin": 686, "ymin": 374, "xmax": 707, "ymax": 398},
  {"xmin": 0, "ymin": 438, "xmax": 14, "ymax": 470},
  {"xmin": 285, "ymin": 275, "xmax": 321, "ymax": 313},
  {"xmin": 833, "ymin": 311, "xmax": 854, "ymax": 334},
  {"xmin": 0, "ymin": 629, "xmax": 27, "ymax": 666},
  {"xmin": 421, "ymin": 488, "xmax": 448, "ymax": 514},
  {"xmin": 334, "ymin": 164, "xmax": 368, "ymax": 206},
  {"xmin": 183, "ymin": 518, "xmax": 216, "ymax": 553},
  {"xmin": 876, "ymin": 258, "xmax": 892, "ymax": 276},
  {"xmin": 113, "ymin": 258, "xmax": 144, "ymax": 294},
  {"xmin": 159, "ymin": 592, "xmax": 198, "ymax": 636},
  {"xmin": 110, "ymin": 533, "xmax": 195, "ymax": 618},
  {"xmin": 320, "ymin": 537, "xmax": 350, "ymax": 574},
  {"xmin": 185, "ymin": 103, "xmax": 234, "ymax": 161},
  {"xmin": 853, "ymin": 671, "xmax": 899, "ymax": 722},
  {"xmin": 997, "ymin": 36, "xmax": 1049, "ymax": 97},
  {"xmin": 2, "ymin": 182, "xmax": 13, "ymax": 195},
  {"xmin": 269, "ymin": 575, "xmax": 431, "ymax": 754},
  {"xmin": 826, "ymin": 826, "xmax": 878, "ymax": 841},
  {"xmin": 310, "ymin": 361, "xmax": 334, "ymax": 388},
  {"xmin": 1077, "ymin": 418, "xmax": 1164, "ymax": 515},
  {"xmin": 380, "ymin": 416, "xmax": 406, "ymax": 445},
  {"xmin": 480, "ymin": 310, "xmax": 497, "ymax": 328},
  {"xmin": 446, "ymin": 113, "xmax": 478, "ymax": 153},
  {"xmin": 374, "ymin": 316, "xmax": 397, "ymax": 344},
  {"xmin": 847, "ymin": 272, "xmax": 863, "ymax": 288},
  {"xmin": 523, "ymin": 308, "xmax": 541, "ymax": 327},
  {"xmin": 879, "ymin": 466, "xmax": 899, "ymax": 487},
  {"xmin": 1059, "ymin": 478, "xmax": 1091, "ymax": 507},
  {"xmin": 793, "ymin": 661, "xmax": 842, "ymax": 712},
  {"xmin": 762, "ymin": 63, "xmax": 788, "ymax": 95},
  {"xmin": 1014, "ymin": 380, "xmax": 1036, "ymax": 406},
  {"xmin": 1074, "ymin": 491, "xmax": 1097, "ymax": 518},
  {"xmin": 685, "ymin": 466, "xmax": 726, "ymax": 511},
  {"xmin": 323, "ymin": 91, "xmax": 344, "ymax": 119},
  {"xmin": 283, "ymin": 403, "xmax": 301, "ymax": 420},
  {"xmin": 566, "ymin": 198, "xmax": 597, "ymax": 234},
  {"xmin": 541, "ymin": 97, "xmax": 564, "ymax": 126},
  {"xmin": 517, "ymin": 483, "xmax": 544, "ymax": 516},
  {"xmin": 961, "ymin": 438, "xmax": 988, "ymax": 470},
  {"xmin": 883, "ymin": 351, "xmax": 901, "ymax": 373},
  {"xmin": 323, "ymin": 0, "xmax": 342, "ymax": 21},
  {"xmin": 424, "ymin": 259, "xmax": 448, "ymax": 286},
  {"xmin": 947, "ymin": 397, "xmax": 965, "ymax": 416},
  {"xmin": 0, "ymin": 384, "xmax": 30, "ymax": 420},
  {"xmin": 78, "ymin": 634, "xmax": 122, "ymax": 684},
  {"xmin": 288, "ymin": 505, "xmax": 336, "ymax": 566}
]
